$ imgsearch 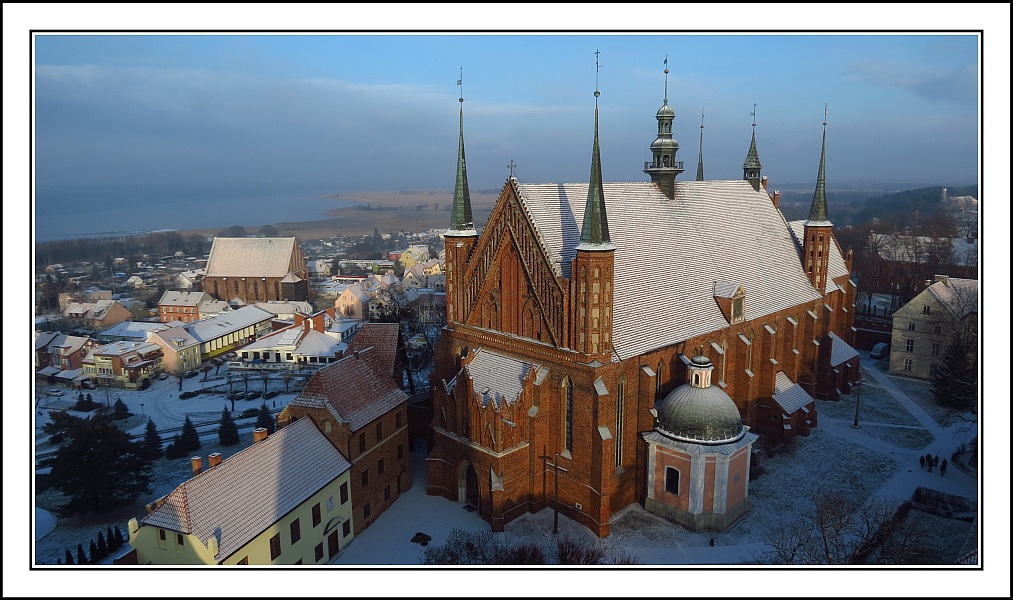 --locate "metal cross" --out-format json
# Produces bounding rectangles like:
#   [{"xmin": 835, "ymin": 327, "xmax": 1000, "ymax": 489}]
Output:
[
  {"xmin": 507, "ymin": 160, "xmax": 517, "ymax": 178},
  {"xmin": 751, "ymin": 103, "xmax": 757, "ymax": 128}
]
